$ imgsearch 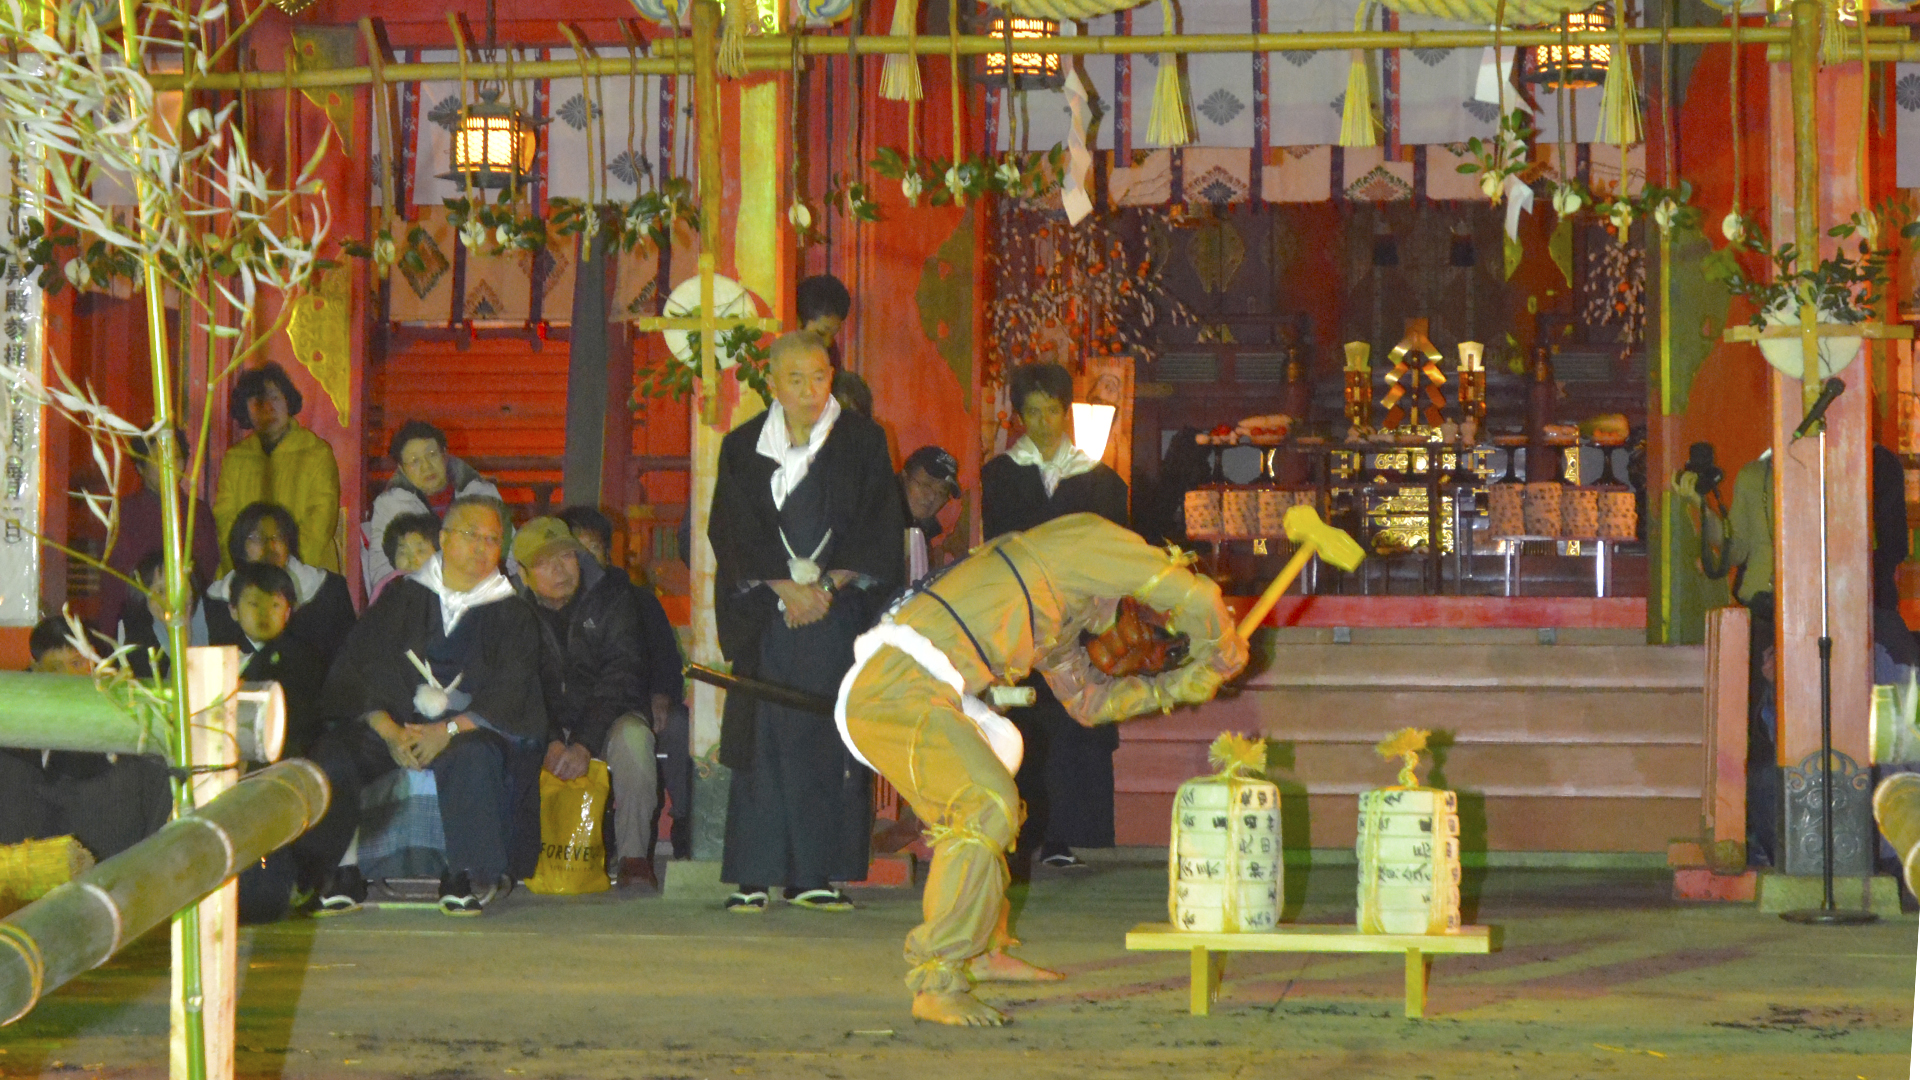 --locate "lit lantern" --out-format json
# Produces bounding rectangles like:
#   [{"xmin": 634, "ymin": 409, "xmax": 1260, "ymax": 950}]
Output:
[
  {"xmin": 975, "ymin": 13, "xmax": 1065, "ymax": 90},
  {"xmin": 1525, "ymin": 2, "xmax": 1613, "ymax": 91},
  {"xmin": 444, "ymin": 88, "xmax": 540, "ymax": 193}
]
